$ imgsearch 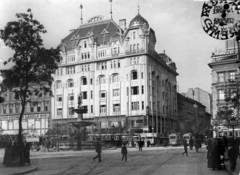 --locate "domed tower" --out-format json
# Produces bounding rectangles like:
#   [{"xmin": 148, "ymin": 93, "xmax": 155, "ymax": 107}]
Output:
[{"xmin": 129, "ymin": 14, "xmax": 149, "ymax": 29}]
